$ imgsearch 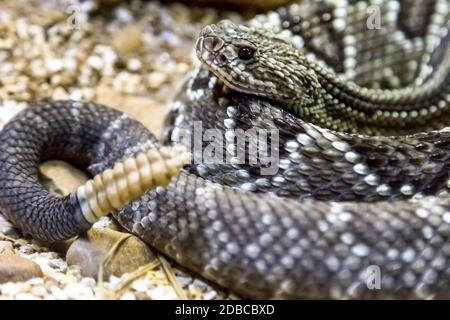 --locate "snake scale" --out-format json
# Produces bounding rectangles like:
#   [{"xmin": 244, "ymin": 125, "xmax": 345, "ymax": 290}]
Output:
[{"xmin": 1, "ymin": 0, "xmax": 450, "ymax": 299}]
